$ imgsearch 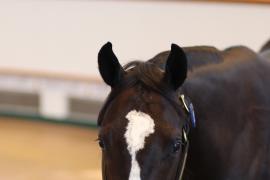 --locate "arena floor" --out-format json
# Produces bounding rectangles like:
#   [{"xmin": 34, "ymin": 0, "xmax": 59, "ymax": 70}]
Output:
[{"xmin": 0, "ymin": 117, "xmax": 101, "ymax": 180}]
